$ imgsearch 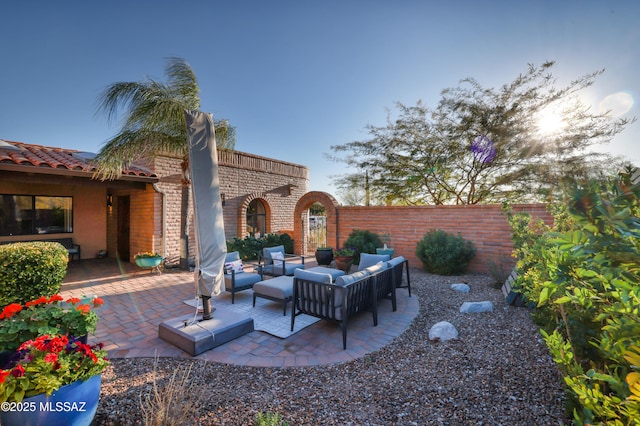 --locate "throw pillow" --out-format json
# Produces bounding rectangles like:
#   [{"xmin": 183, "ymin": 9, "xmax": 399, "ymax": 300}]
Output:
[{"xmin": 224, "ymin": 259, "xmax": 244, "ymax": 274}]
